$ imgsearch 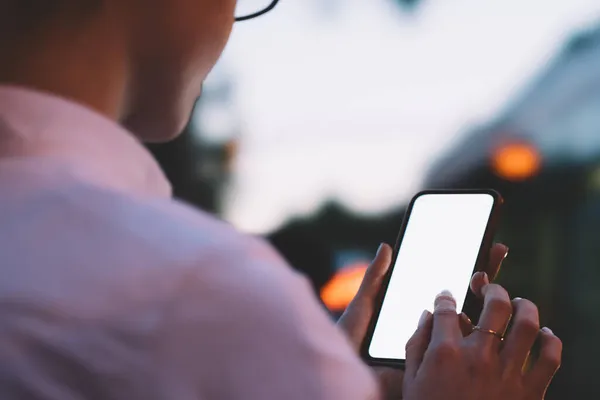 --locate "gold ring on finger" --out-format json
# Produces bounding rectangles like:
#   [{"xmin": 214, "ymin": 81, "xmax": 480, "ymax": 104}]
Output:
[{"xmin": 472, "ymin": 325, "xmax": 504, "ymax": 341}]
